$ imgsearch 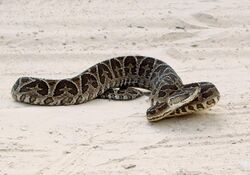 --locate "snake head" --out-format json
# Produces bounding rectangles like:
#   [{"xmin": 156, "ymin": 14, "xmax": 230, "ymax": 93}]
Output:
[
  {"xmin": 146, "ymin": 85, "xmax": 201, "ymax": 122},
  {"xmin": 146, "ymin": 102, "xmax": 172, "ymax": 121}
]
